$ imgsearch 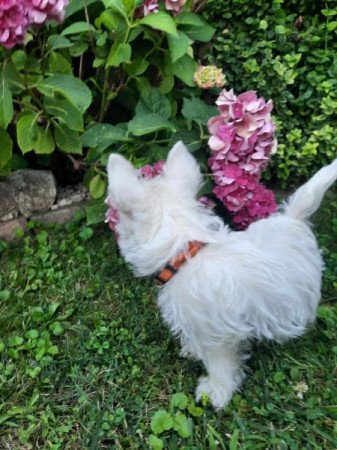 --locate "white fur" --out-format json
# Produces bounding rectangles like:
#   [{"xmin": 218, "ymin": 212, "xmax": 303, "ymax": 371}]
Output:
[{"xmin": 107, "ymin": 141, "xmax": 337, "ymax": 409}]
